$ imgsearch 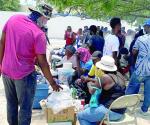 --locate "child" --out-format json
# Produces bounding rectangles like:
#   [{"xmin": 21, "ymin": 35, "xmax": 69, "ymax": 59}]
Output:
[{"xmin": 119, "ymin": 48, "xmax": 130, "ymax": 79}]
